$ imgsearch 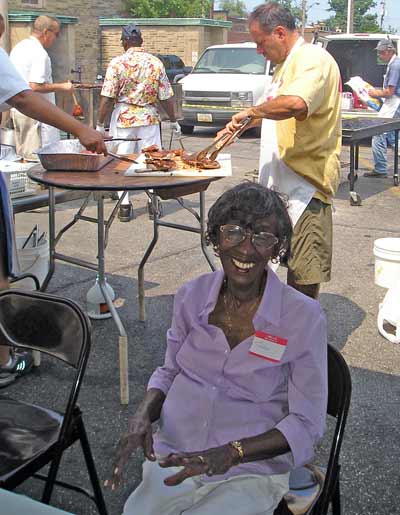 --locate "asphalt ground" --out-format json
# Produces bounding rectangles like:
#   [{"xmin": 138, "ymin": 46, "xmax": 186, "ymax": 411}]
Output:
[{"xmin": 5, "ymin": 125, "xmax": 400, "ymax": 514}]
